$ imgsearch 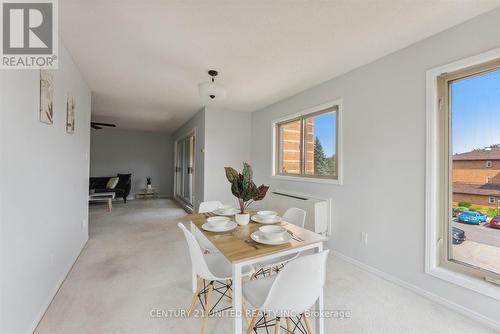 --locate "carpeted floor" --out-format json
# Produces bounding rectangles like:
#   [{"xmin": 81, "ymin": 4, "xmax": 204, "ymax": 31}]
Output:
[{"xmin": 35, "ymin": 199, "xmax": 496, "ymax": 334}]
